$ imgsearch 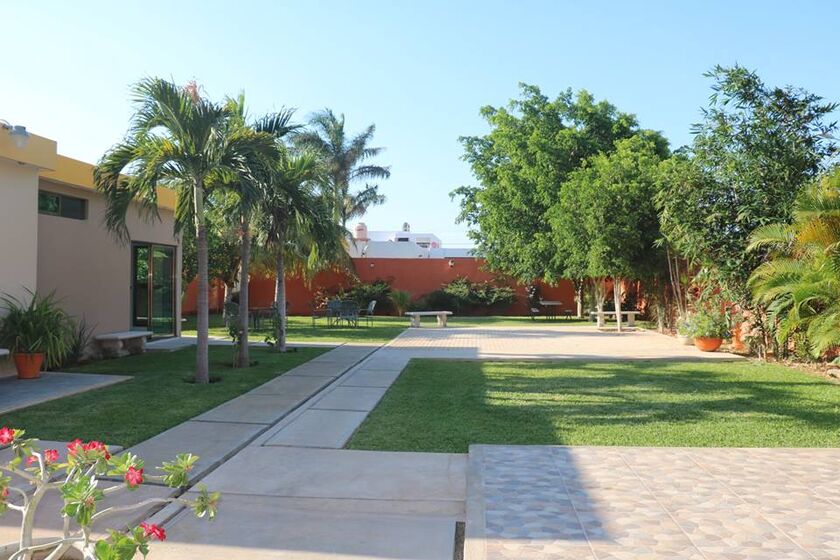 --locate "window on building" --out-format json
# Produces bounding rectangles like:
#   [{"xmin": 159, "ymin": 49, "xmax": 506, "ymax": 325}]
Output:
[{"xmin": 38, "ymin": 191, "xmax": 87, "ymax": 220}]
